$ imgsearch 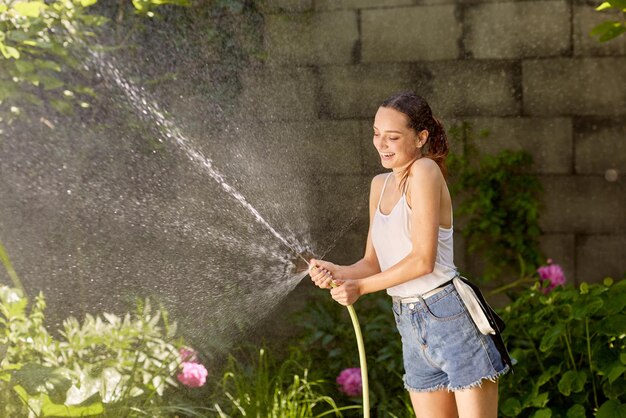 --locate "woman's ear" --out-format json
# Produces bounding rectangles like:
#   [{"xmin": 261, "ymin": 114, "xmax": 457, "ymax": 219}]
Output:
[{"xmin": 416, "ymin": 130, "xmax": 429, "ymax": 148}]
